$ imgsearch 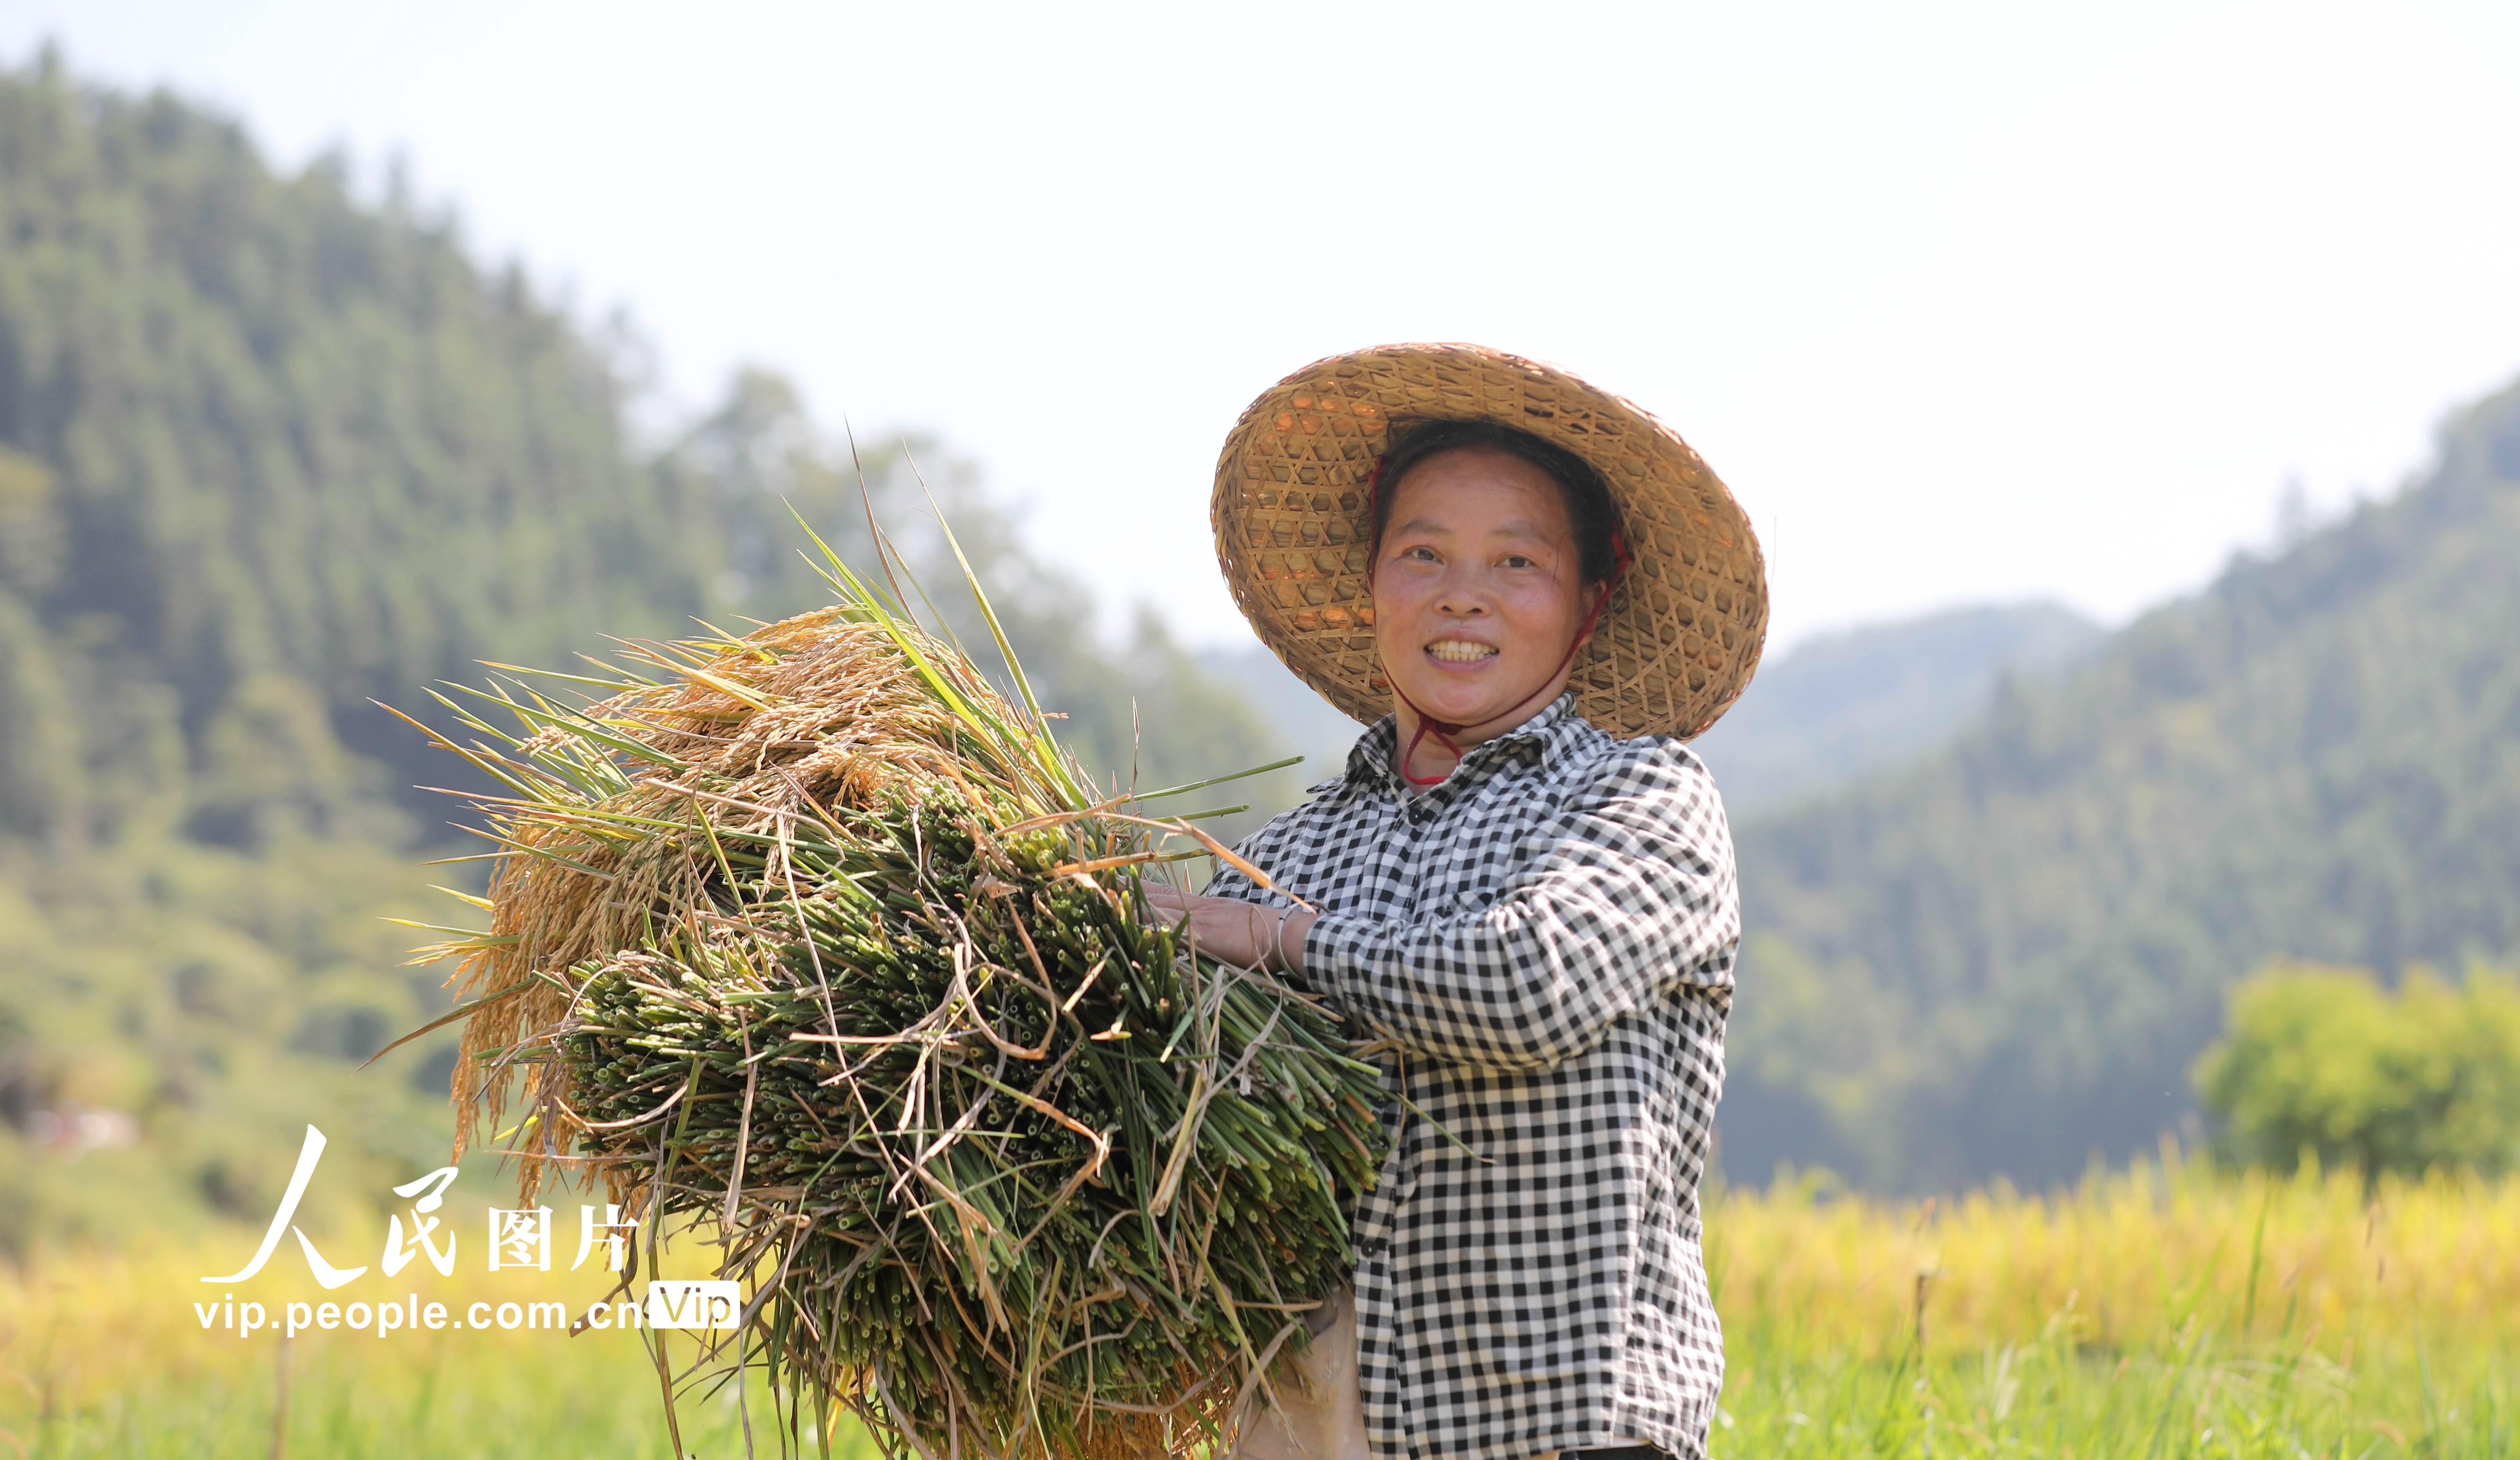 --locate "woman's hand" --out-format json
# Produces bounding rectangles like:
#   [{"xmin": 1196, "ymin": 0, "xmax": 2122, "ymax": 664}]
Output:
[{"xmin": 1142, "ymin": 884, "xmax": 1315, "ymax": 975}]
